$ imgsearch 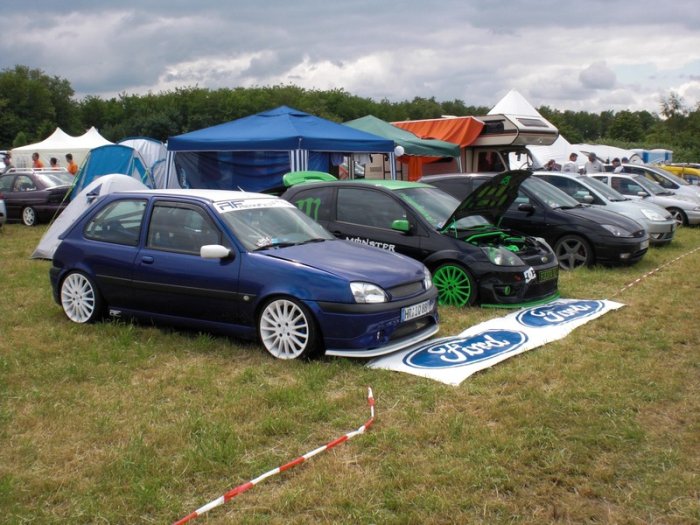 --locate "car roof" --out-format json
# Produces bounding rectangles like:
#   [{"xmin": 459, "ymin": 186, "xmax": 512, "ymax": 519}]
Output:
[{"xmin": 118, "ymin": 188, "xmax": 278, "ymax": 202}]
